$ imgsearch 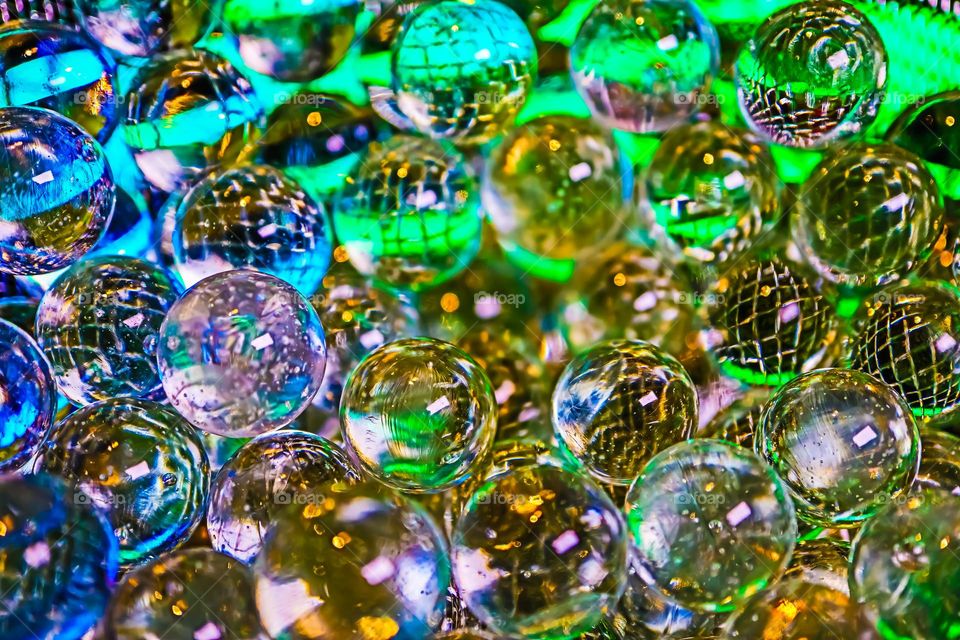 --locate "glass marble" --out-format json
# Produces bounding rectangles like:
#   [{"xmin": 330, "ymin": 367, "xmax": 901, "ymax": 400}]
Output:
[
  {"xmin": 341, "ymin": 337, "xmax": 496, "ymax": 492},
  {"xmin": 915, "ymin": 427, "xmax": 960, "ymax": 495},
  {"xmin": 570, "ymin": 0, "xmax": 720, "ymax": 133},
  {"xmin": 75, "ymin": 0, "xmax": 217, "ymax": 57},
  {"xmin": 783, "ymin": 538, "xmax": 851, "ymax": 594},
  {"xmin": 758, "ymin": 369, "xmax": 919, "ymax": 526},
  {"xmin": 35, "ymin": 255, "xmax": 182, "ymax": 406},
  {"xmin": 0, "ymin": 0, "xmax": 78, "ymax": 25},
  {"xmin": 483, "ymin": 116, "xmax": 624, "ymax": 265},
  {"xmin": 106, "ymin": 548, "xmax": 265, "ymax": 640},
  {"xmin": 254, "ymin": 481, "xmax": 450, "ymax": 639},
  {"xmin": 392, "ymin": 0, "xmax": 536, "ymax": 145},
  {"xmin": 172, "ymin": 165, "xmax": 333, "ymax": 295},
  {"xmin": 794, "ymin": 143, "xmax": 943, "ymax": 288},
  {"xmin": 432, "ymin": 631, "xmax": 500, "ymax": 640},
  {"xmin": 0, "ymin": 22, "xmax": 117, "ymax": 141},
  {"xmin": 552, "ymin": 339, "xmax": 698, "ymax": 485},
  {"xmin": 887, "ymin": 90, "xmax": 960, "ymax": 171},
  {"xmin": 158, "ymin": 270, "xmax": 327, "ymax": 437},
  {"xmin": 699, "ymin": 387, "xmax": 770, "ymax": 449},
  {"xmin": 0, "ymin": 106, "xmax": 114, "ymax": 275},
  {"xmin": 735, "ymin": 0, "xmax": 887, "ymax": 148},
  {"xmin": 642, "ymin": 122, "xmax": 778, "ymax": 267},
  {"xmin": 333, "ymin": 135, "xmax": 482, "ymax": 291},
  {"xmin": 851, "ymin": 489, "xmax": 960, "ymax": 640},
  {"xmin": 206, "ymin": 430, "xmax": 361, "ymax": 564},
  {"xmin": 0, "ymin": 474, "xmax": 118, "ymax": 640},
  {"xmin": 36, "ymin": 398, "xmax": 209, "ymax": 567},
  {"xmin": 452, "ymin": 463, "xmax": 628, "ymax": 639},
  {"xmin": 625, "ymin": 439, "xmax": 797, "ymax": 612},
  {"xmin": 0, "ymin": 318, "xmax": 55, "ymax": 471},
  {"xmin": 848, "ymin": 281, "xmax": 960, "ymax": 418},
  {"xmin": 123, "ymin": 49, "xmax": 263, "ymax": 194}
]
